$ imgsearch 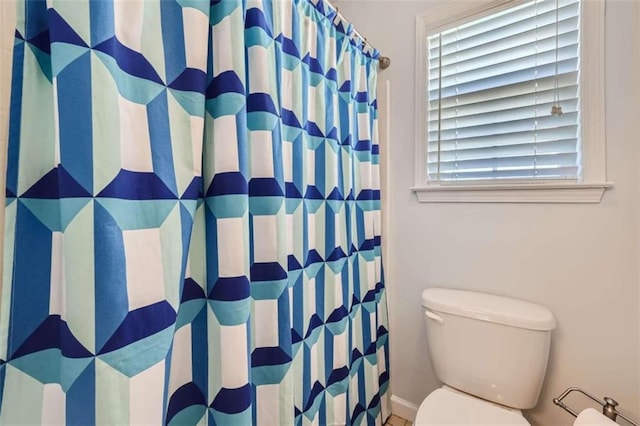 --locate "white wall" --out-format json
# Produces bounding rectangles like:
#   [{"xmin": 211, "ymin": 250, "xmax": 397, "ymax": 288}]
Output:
[{"xmin": 336, "ymin": 1, "xmax": 640, "ymax": 425}]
